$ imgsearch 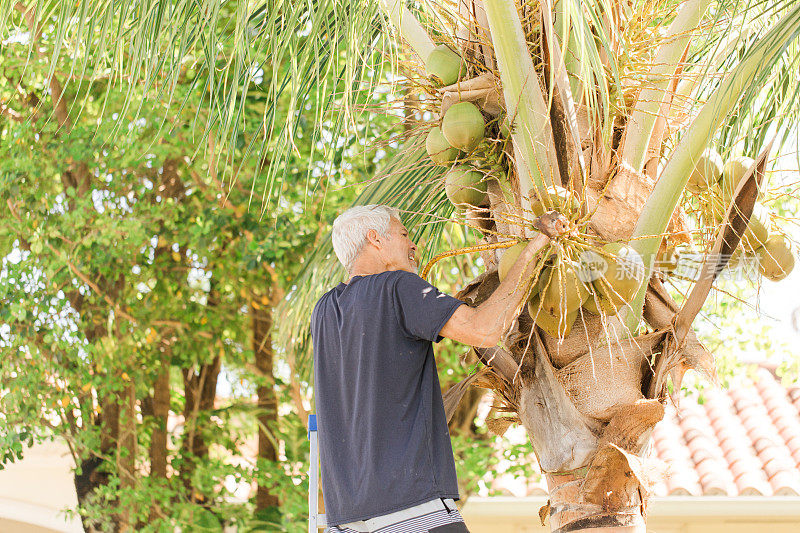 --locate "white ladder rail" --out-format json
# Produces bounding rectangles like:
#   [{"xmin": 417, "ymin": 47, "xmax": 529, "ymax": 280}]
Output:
[{"xmin": 308, "ymin": 414, "xmax": 327, "ymax": 532}]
